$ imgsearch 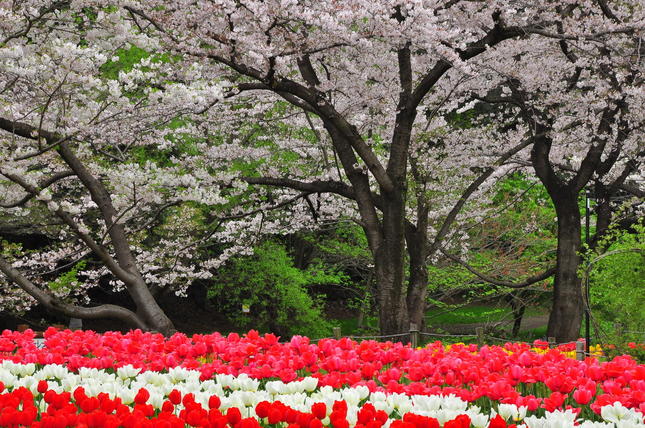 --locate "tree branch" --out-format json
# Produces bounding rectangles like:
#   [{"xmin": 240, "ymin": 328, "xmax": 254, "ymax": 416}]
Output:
[
  {"xmin": 570, "ymin": 103, "xmax": 622, "ymax": 192},
  {"xmin": 242, "ymin": 176, "xmax": 356, "ymax": 200},
  {"xmin": 429, "ymin": 135, "xmax": 539, "ymax": 254},
  {"xmin": 0, "ymin": 116, "xmax": 138, "ymax": 282},
  {"xmin": 0, "ymin": 255, "xmax": 148, "ymax": 329},
  {"xmin": 409, "ymin": 11, "xmax": 527, "ymax": 110},
  {"xmin": 0, "ymin": 171, "xmax": 74, "ymax": 208},
  {"xmin": 440, "ymin": 248, "xmax": 556, "ymax": 288}
]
